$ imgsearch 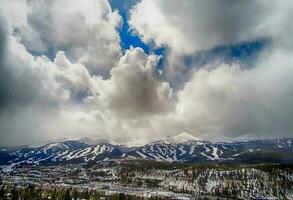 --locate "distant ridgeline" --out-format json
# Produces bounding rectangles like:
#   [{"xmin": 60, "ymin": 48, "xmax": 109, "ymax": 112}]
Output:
[{"xmin": 0, "ymin": 133, "xmax": 293, "ymax": 169}]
